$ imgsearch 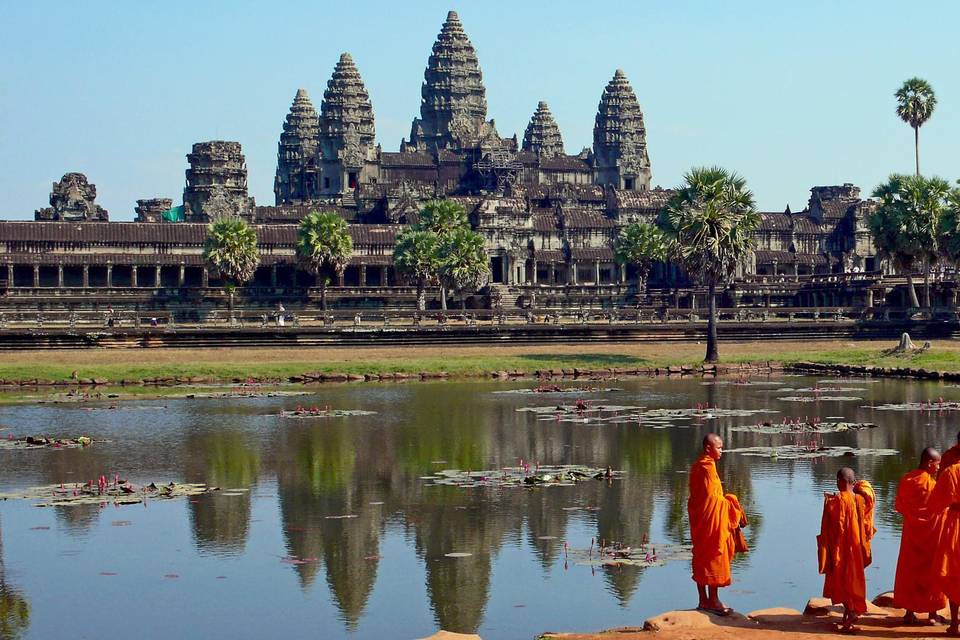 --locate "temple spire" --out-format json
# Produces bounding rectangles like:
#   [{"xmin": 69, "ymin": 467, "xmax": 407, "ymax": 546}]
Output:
[
  {"xmin": 522, "ymin": 101, "xmax": 564, "ymax": 158},
  {"xmin": 319, "ymin": 53, "xmax": 376, "ymax": 194},
  {"xmin": 275, "ymin": 88, "xmax": 320, "ymax": 204},
  {"xmin": 592, "ymin": 69, "xmax": 650, "ymax": 191}
]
